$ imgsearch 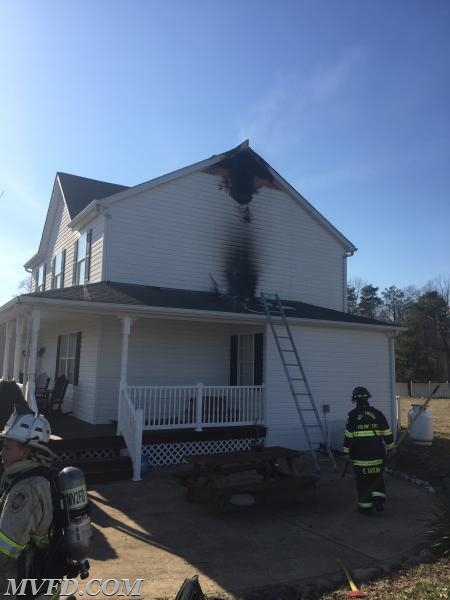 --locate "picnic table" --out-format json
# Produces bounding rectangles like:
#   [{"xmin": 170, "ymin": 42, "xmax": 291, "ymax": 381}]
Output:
[{"xmin": 183, "ymin": 446, "xmax": 319, "ymax": 511}]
